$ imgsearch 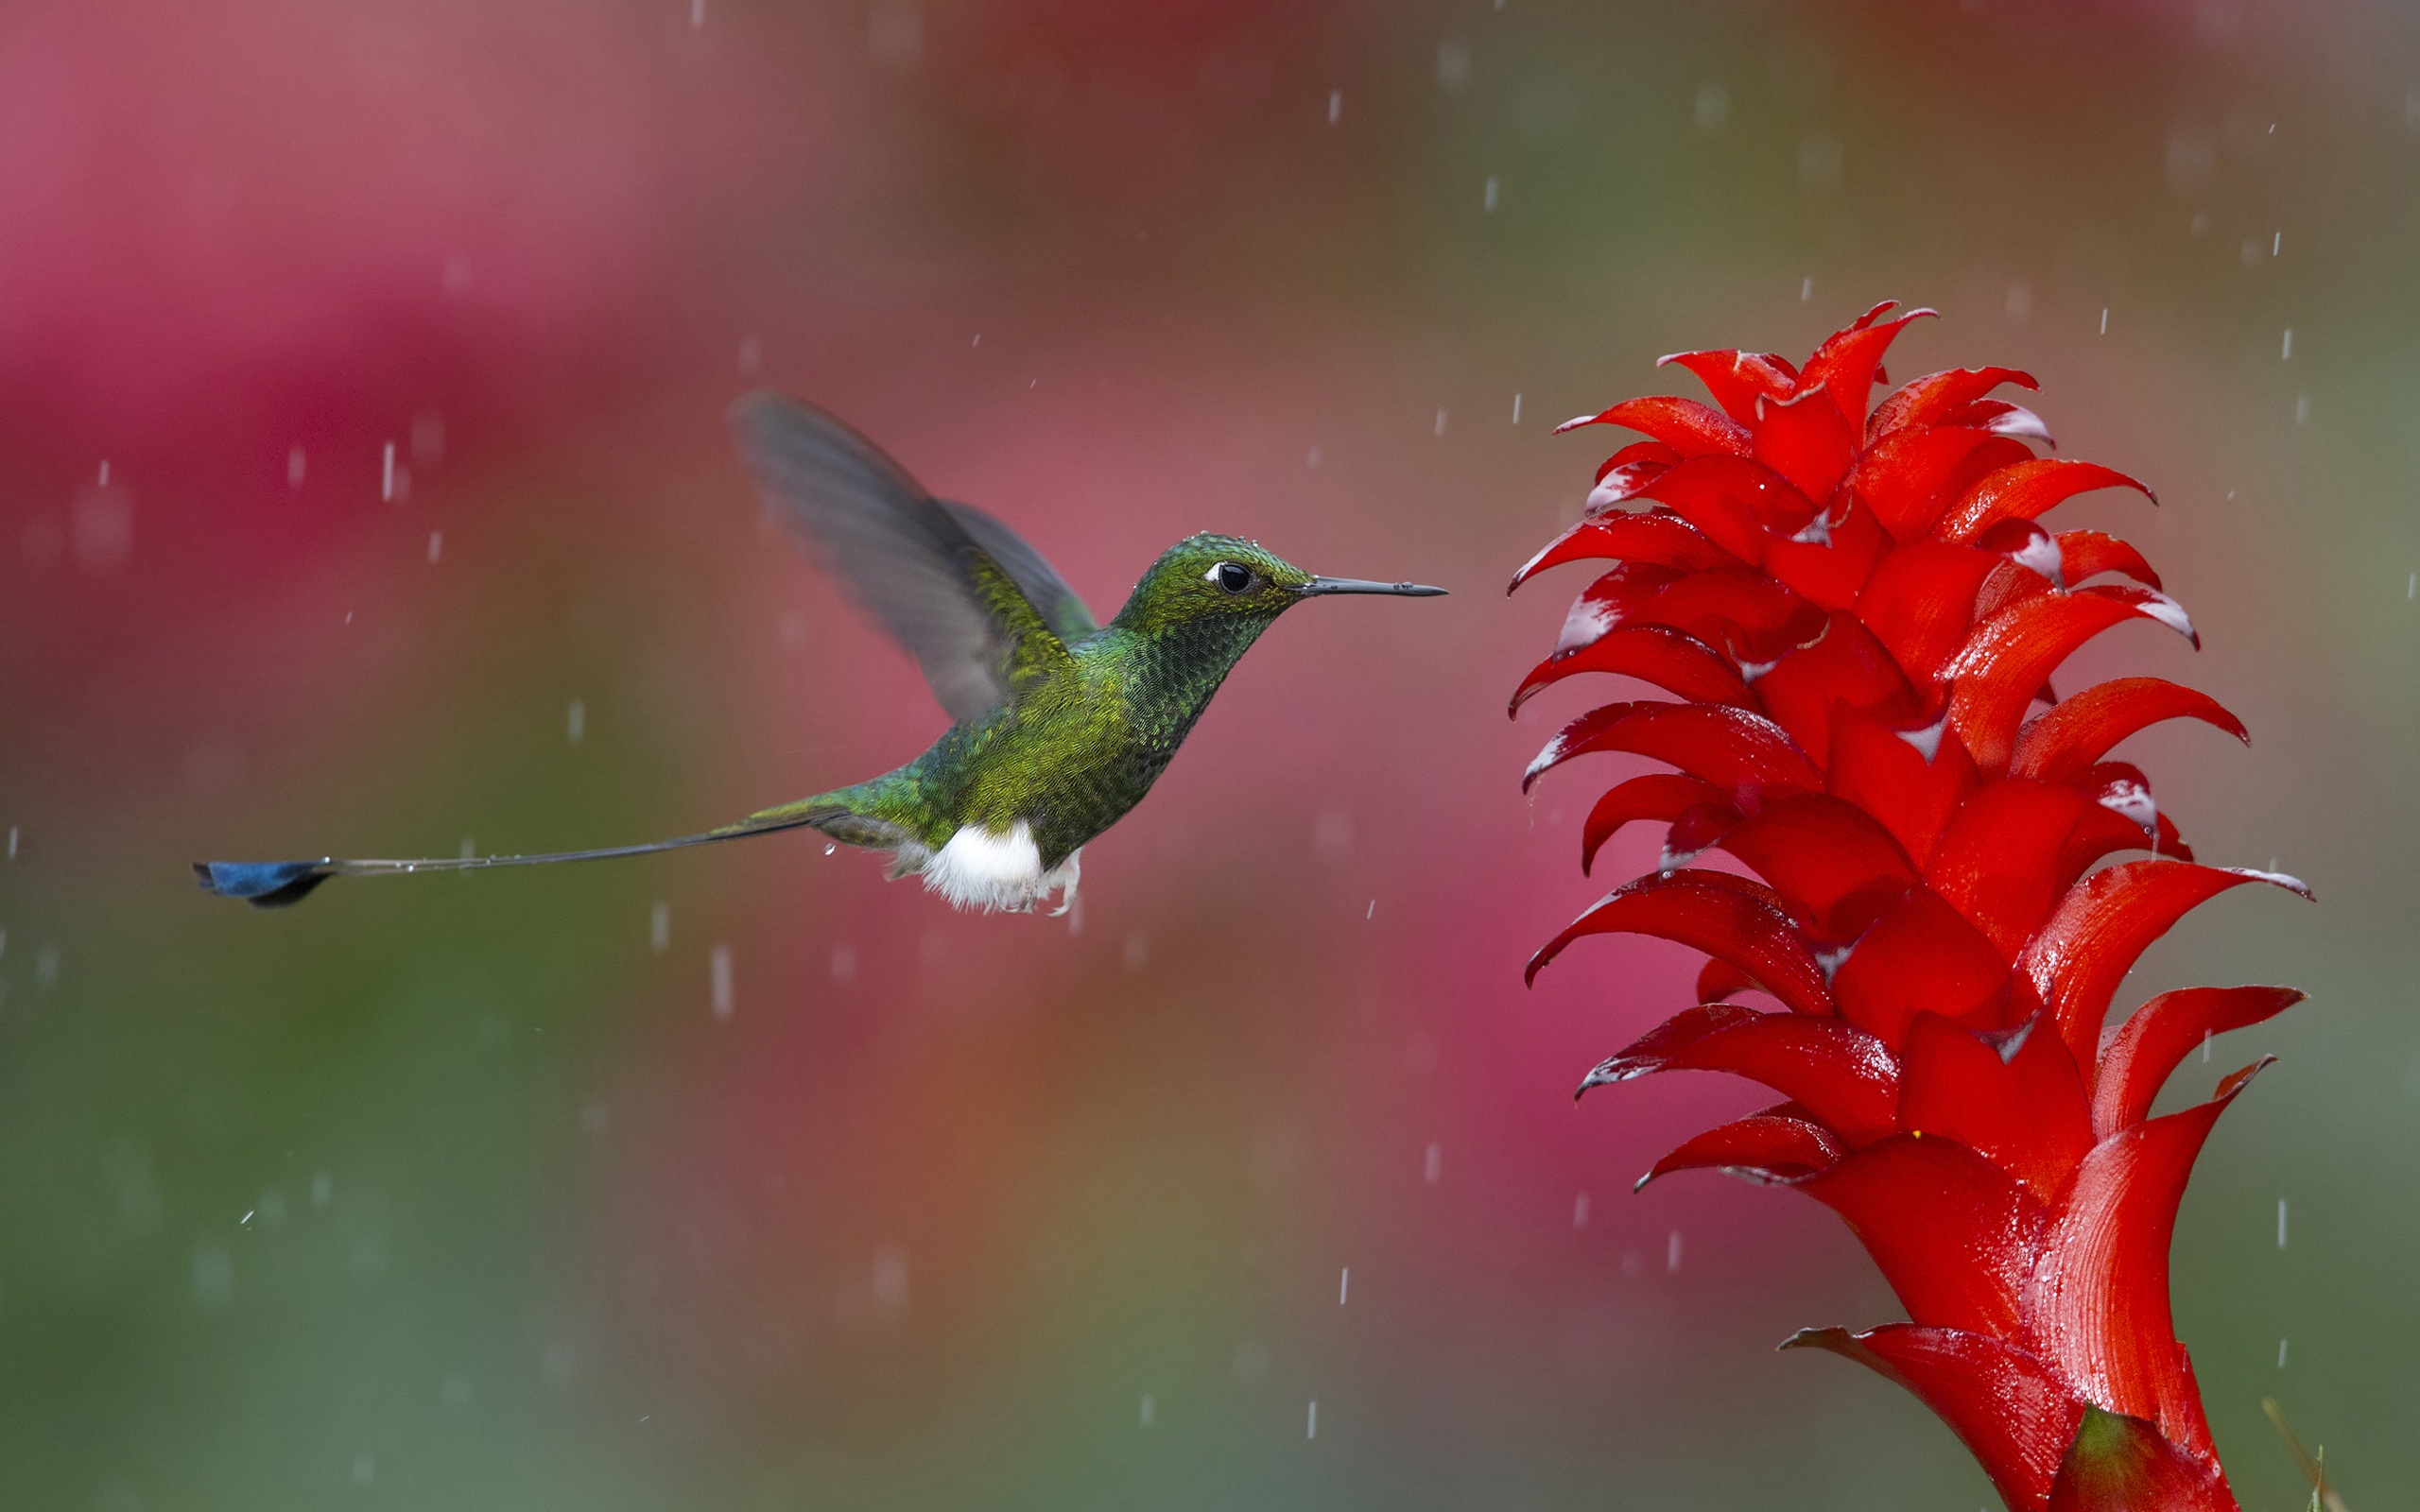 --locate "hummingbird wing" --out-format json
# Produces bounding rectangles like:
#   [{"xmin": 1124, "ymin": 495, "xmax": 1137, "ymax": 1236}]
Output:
[{"xmin": 729, "ymin": 393, "xmax": 1092, "ymax": 722}]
